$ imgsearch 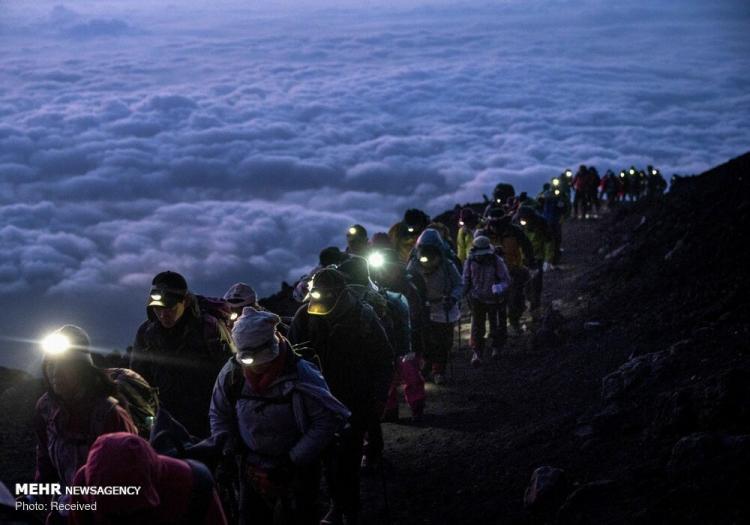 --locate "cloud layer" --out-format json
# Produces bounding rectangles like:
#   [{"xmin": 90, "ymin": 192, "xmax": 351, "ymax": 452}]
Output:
[{"xmin": 1, "ymin": 0, "xmax": 748, "ymax": 368}]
